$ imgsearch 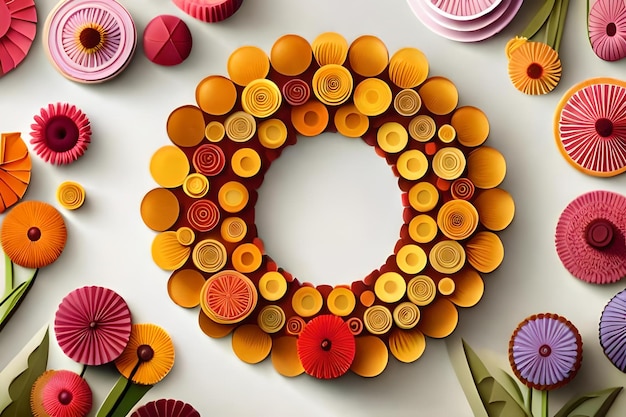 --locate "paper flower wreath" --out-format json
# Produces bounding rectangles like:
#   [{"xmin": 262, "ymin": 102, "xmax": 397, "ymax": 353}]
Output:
[{"xmin": 141, "ymin": 33, "xmax": 515, "ymax": 378}]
